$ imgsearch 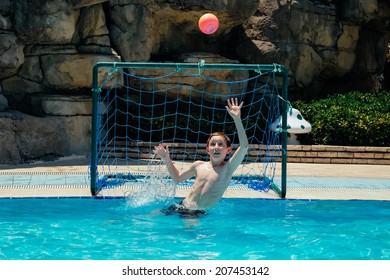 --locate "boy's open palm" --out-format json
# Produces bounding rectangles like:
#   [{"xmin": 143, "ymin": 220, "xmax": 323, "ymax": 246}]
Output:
[
  {"xmin": 226, "ymin": 98, "xmax": 243, "ymax": 118},
  {"xmin": 153, "ymin": 144, "xmax": 169, "ymax": 160}
]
